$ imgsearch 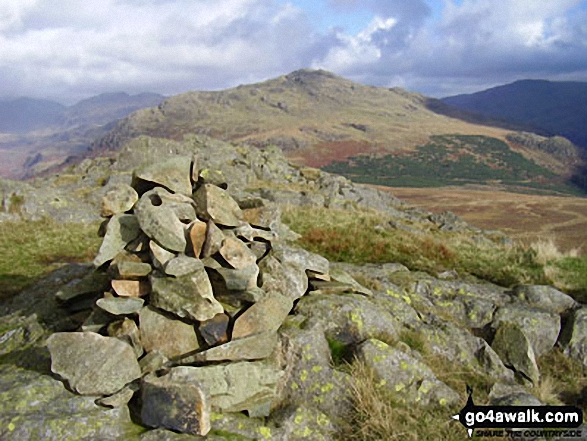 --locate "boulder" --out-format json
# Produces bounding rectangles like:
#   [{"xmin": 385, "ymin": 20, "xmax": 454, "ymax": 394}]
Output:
[
  {"xmin": 149, "ymin": 240, "xmax": 176, "ymax": 270},
  {"xmin": 213, "ymin": 264, "xmax": 260, "ymax": 292},
  {"xmin": 116, "ymin": 261, "xmax": 152, "ymax": 279},
  {"xmin": 219, "ymin": 237, "xmax": 257, "ymax": 270},
  {"xmin": 272, "ymin": 243, "xmax": 329, "ymax": 276},
  {"xmin": 134, "ymin": 188, "xmax": 195, "ymax": 252},
  {"xmin": 259, "ymin": 255, "xmax": 308, "ymax": 300},
  {"xmin": 200, "ymin": 221, "xmax": 224, "ymax": 258},
  {"xmin": 111, "ymin": 279, "xmax": 150, "ymax": 297},
  {"xmin": 513, "ymin": 285, "xmax": 576, "ymax": 314},
  {"xmin": 356, "ymin": 339, "xmax": 460, "ymax": 406},
  {"xmin": 133, "ymin": 155, "xmax": 193, "ymax": 196},
  {"xmin": 198, "ymin": 168, "xmax": 227, "ymax": 188},
  {"xmin": 96, "ymin": 297, "xmax": 145, "ymax": 315},
  {"xmin": 199, "ymin": 313, "xmax": 230, "ymax": 346},
  {"xmin": 47, "ymin": 332, "xmax": 142, "ymax": 396},
  {"xmin": 0, "ymin": 365, "xmax": 141, "ymax": 441},
  {"xmin": 294, "ymin": 293, "xmax": 398, "ymax": 346},
  {"xmin": 160, "ymin": 362, "xmax": 284, "ymax": 415},
  {"xmin": 101, "ymin": 184, "xmax": 138, "ymax": 217},
  {"xmin": 491, "ymin": 304, "xmax": 560, "ymax": 356},
  {"xmin": 278, "ymin": 320, "xmax": 353, "ymax": 419},
  {"xmin": 181, "ymin": 332, "xmax": 279, "ymax": 363},
  {"xmin": 561, "ymin": 307, "xmax": 587, "ymax": 365},
  {"xmin": 164, "ymin": 255, "xmax": 204, "ymax": 278},
  {"xmin": 140, "ymin": 351, "xmax": 170, "ymax": 376},
  {"xmin": 274, "ymin": 406, "xmax": 339, "ymax": 441},
  {"xmin": 55, "ymin": 271, "xmax": 110, "ymax": 305},
  {"xmin": 107, "ymin": 318, "xmax": 144, "ymax": 358},
  {"xmin": 491, "ymin": 322, "xmax": 540, "ymax": 384},
  {"xmin": 97, "ymin": 385, "xmax": 137, "ymax": 408},
  {"xmin": 188, "ymin": 219, "xmax": 207, "ymax": 258},
  {"xmin": 206, "ymin": 412, "xmax": 282, "ymax": 440},
  {"xmin": 232, "ymin": 292, "xmax": 293, "ymax": 339}
]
